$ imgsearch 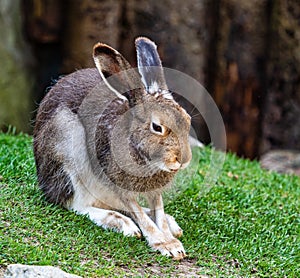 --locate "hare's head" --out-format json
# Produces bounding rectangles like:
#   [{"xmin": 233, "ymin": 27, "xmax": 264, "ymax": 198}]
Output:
[{"xmin": 93, "ymin": 37, "xmax": 192, "ymax": 176}]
